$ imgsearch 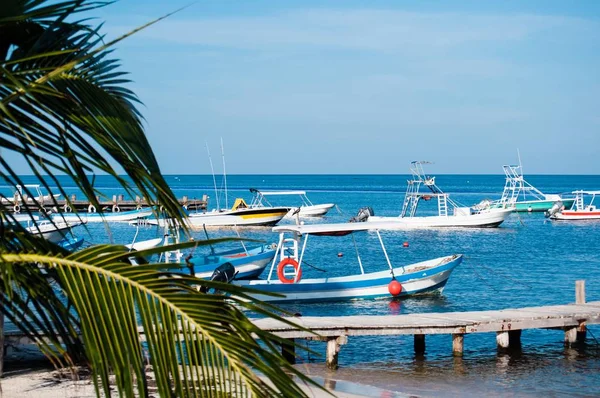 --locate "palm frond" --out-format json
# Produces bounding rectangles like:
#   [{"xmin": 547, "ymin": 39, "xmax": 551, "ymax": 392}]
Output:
[{"xmin": 1, "ymin": 249, "xmax": 318, "ymax": 397}]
